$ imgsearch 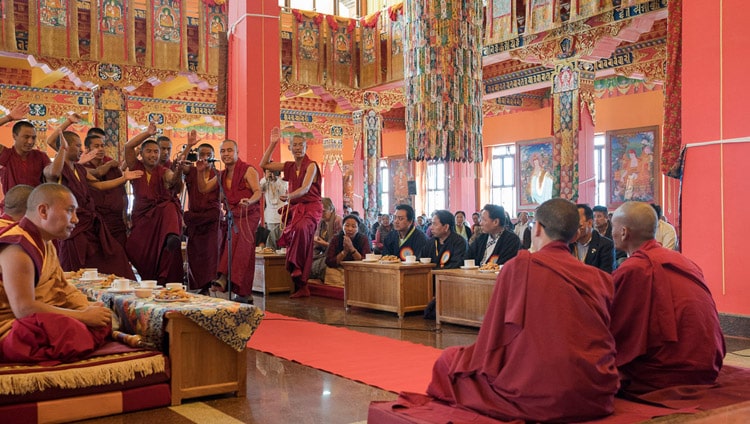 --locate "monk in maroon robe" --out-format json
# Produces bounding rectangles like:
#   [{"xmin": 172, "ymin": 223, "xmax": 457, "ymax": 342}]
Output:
[
  {"xmin": 45, "ymin": 131, "xmax": 140, "ymax": 279},
  {"xmin": 0, "ymin": 184, "xmax": 111, "ymax": 364},
  {"xmin": 82, "ymin": 130, "xmax": 129, "ymax": 249},
  {"xmin": 610, "ymin": 201, "xmax": 725, "ymax": 394},
  {"xmin": 0, "ymin": 106, "xmax": 51, "ymax": 201},
  {"xmin": 426, "ymin": 198, "xmax": 619, "ymax": 423},
  {"xmin": 261, "ymin": 130, "xmax": 322, "ymax": 298},
  {"xmin": 123, "ymin": 124, "xmax": 184, "ymax": 284},
  {"xmin": 178, "ymin": 143, "xmax": 221, "ymax": 292},
  {"xmin": 194, "ymin": 139, "xmax": 261, "ymax": 301}
]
